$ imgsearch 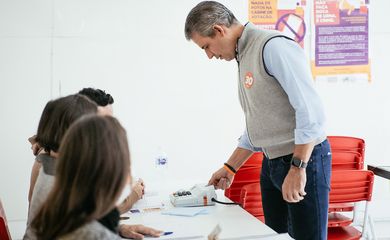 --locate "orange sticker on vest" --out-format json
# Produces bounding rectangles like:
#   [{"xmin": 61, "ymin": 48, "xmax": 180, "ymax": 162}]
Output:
[{"xmin": 244, "ymin": 72, "xmax": 254, "ymax": 89}]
